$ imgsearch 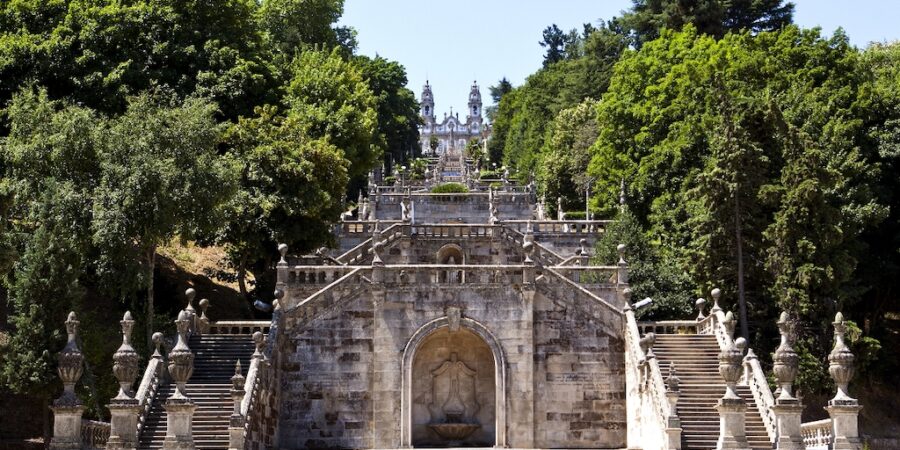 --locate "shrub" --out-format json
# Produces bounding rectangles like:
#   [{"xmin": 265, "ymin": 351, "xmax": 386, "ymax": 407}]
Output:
[{"xmin": 431, "ymin": 183, "xmax": 469, "ymax": 193}]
